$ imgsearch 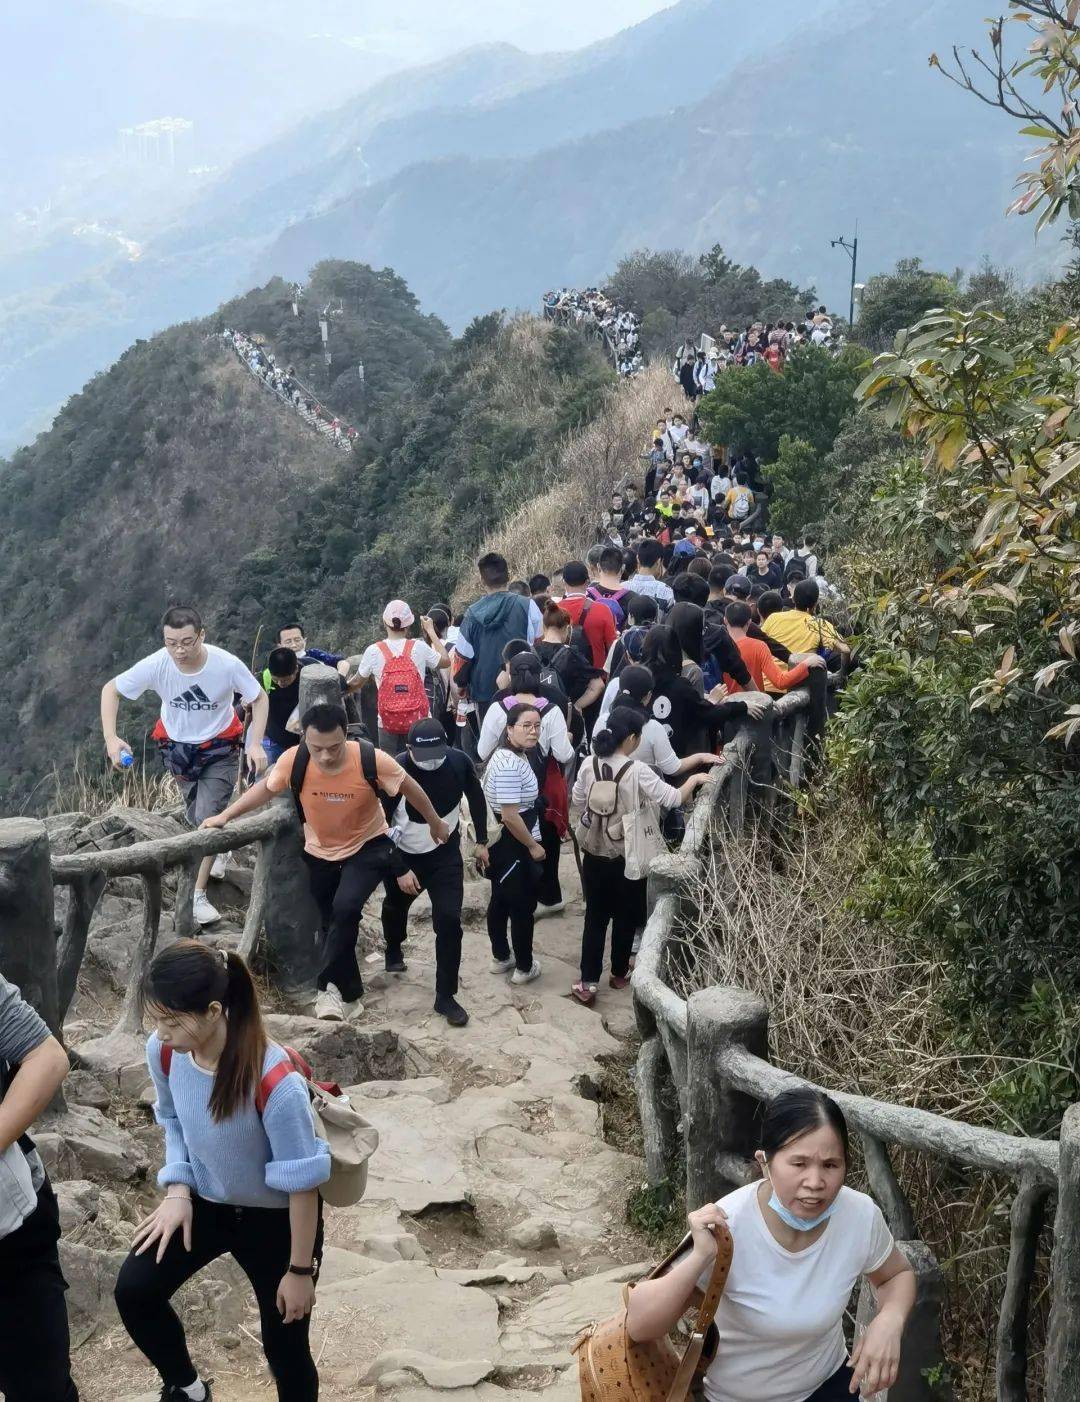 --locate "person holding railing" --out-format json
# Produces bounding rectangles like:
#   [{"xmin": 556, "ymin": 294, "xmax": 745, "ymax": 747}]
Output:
[
  {"xmin": 626, "ymin": 1088, "xmax": 916, "ymax": 1401},
  {"xmin": 100, "ymin": 605, "xmax": 269, "ymax": 928}
]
